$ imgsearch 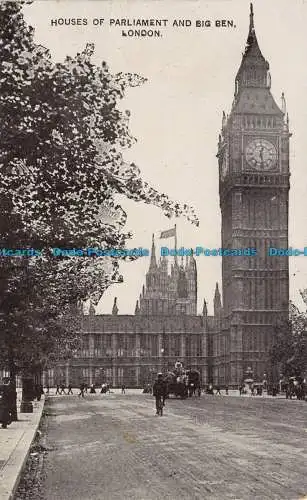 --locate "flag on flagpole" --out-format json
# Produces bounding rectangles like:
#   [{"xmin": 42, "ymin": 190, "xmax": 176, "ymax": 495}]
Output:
[{"xmin": 160, "ymin": 227, "xmax": 176, "ymax": 239}]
